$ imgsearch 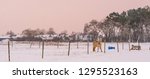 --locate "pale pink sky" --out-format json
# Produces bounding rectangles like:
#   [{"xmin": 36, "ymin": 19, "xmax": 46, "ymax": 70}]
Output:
[{"xmin": 0, "ymin": 0, "xmax": 150, "ymax": 35}]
